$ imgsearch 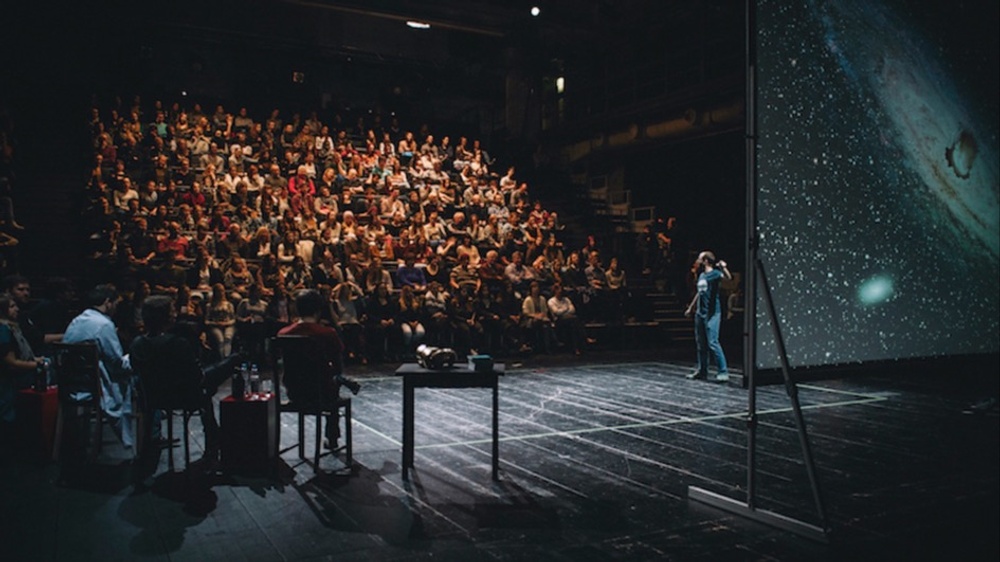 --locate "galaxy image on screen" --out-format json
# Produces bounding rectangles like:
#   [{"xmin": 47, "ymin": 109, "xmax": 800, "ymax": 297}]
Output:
[{"xmin": 754, "ymin": 0, "xmax": 999, "ymax": 369}]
